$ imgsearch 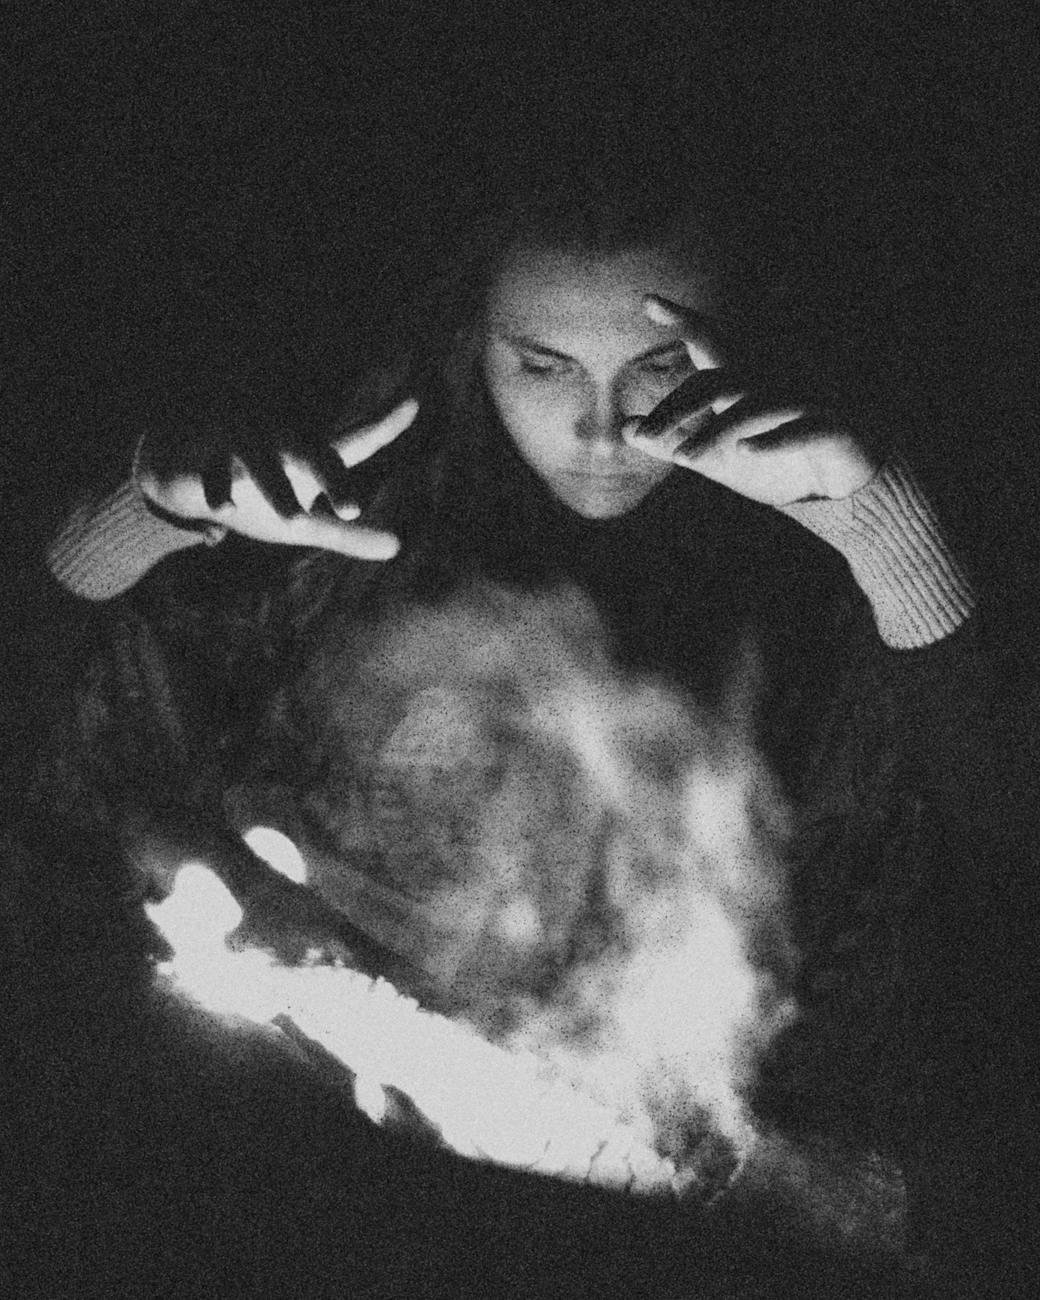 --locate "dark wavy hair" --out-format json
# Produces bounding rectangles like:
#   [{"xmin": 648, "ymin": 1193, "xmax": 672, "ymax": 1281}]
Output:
[{"xmin": 281, "ymin": 147, "xmax": 791, "ymax": 637}]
